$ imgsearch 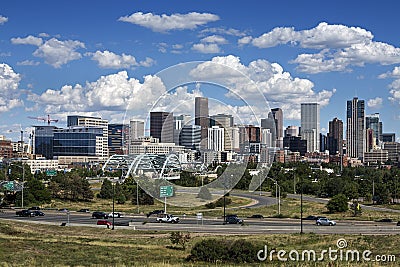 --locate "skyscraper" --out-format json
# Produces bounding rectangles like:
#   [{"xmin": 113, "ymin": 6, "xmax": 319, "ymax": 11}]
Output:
[
  {"xmin": 210, "ymin": 113, "xmax": 234, "ymax": 151},
  {"xmin": 173, "ymin": 114, "xmax": 191, "ymax": 145},
  {"xmin": 301, "ymin": 103, "xmax": 320, "ymax": 152},
  {"xmin": 327, "ymin": 117, "xmax": 343, "ymax": 155},
  {"xmin": 346, "ymin": 97, "xmax": 365, "ymax": 159},
  {"xmin": 150, "ymin": 112, "xmax": 174, "ymax": 143},
  {"xmin": 261, "ymin": 112, "xmax": 276, "ymax": 147},
  {"xmin": 208, "ymin": 126, "xmax": 225, "ymax": 152},
  {"xmin": 366, "ymin": 113, "xmax": 382, "ymax": 145},
  {"xmin": 129, "ymin": 119, "xmax": 144, "ymax": 140},
  {"xmin": 195, "ymin": 97, "xmax": 209, "ymax": 149},
  {"xmin": 271, "ymin": 108, "xmax": 283, "ymax": 139}
]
